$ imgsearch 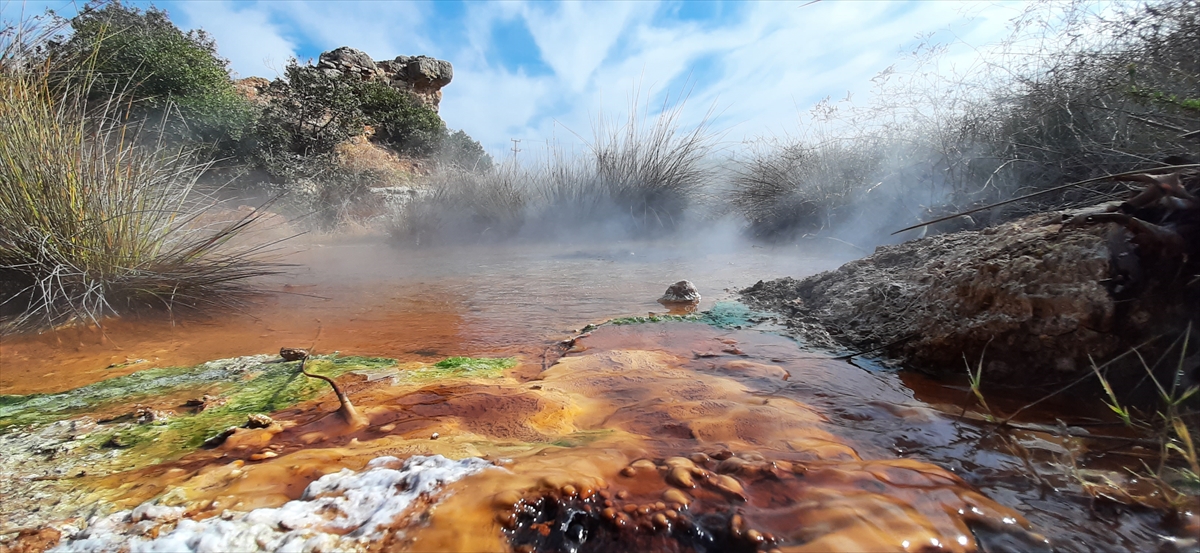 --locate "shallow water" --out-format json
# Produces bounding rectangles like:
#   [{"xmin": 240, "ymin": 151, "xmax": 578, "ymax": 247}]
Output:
[
  {"xmin": 1, "ymin": 239, "xmax": 845, "ymax": 395},
  {"xmin": 1, "ymin": 239, "xmax": 1196, "ymax": 552}
]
